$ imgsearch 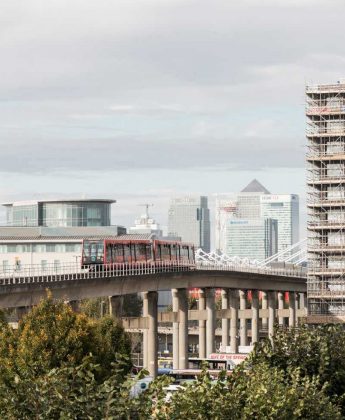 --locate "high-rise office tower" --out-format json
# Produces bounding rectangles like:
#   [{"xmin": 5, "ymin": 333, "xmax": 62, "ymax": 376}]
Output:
[
  {"xmin": 306, "ymin": 80, "xmax": 345, "ymax": 319},
  {"xmin": 214, "ymin": 179, "xmax": 299, "ymax": 261},
  {"xmin": 261, "ymin": 194, "xmax": 299, "ymax": 254},
  {"xmin": 226, "ymin": 218, "xmax": 278, "ymax": 261},
  {"xmin": 215, "ymin": 195, "xmax": 237, "ymax": 253},
  {"xmin": 237, "ymin": 179, "xmax": 270, "ymax": 219},
  {"xmin": 168, "ymin": 196, "xmax": 210, "ymax": 252}
]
